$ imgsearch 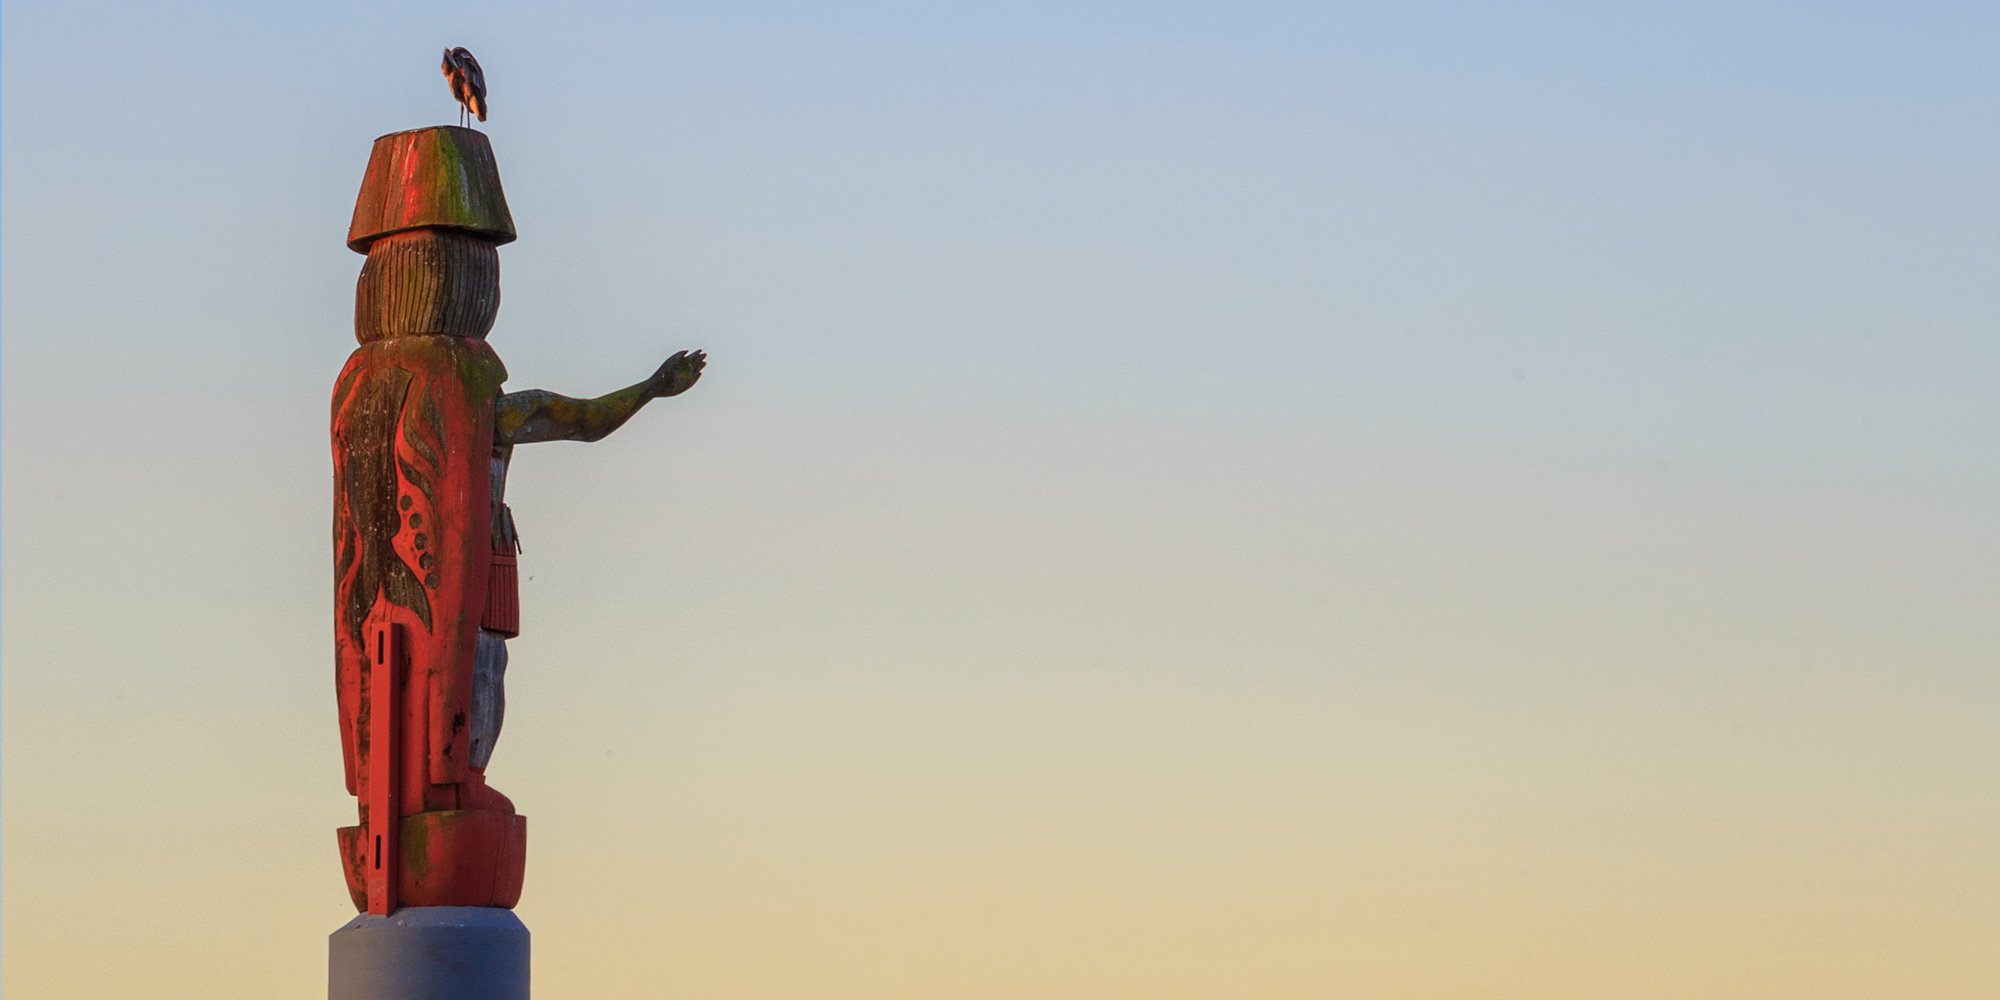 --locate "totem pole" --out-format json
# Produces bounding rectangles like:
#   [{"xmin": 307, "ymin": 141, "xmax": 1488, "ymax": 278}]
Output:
[{"xmin": 329, "ymin": 122, "xmax": 704, "ymax": 996}]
